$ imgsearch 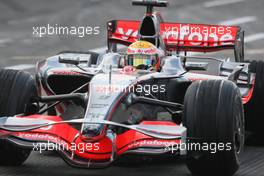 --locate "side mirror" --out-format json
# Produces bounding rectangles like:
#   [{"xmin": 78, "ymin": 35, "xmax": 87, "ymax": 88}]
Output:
[
  {"xmin": 59, "ymin": 54, "xmax": 94, "ymax": 66},
  {"xmin": 59, "ymin": 56, "xmax": 80, "ymax": 65},
  {"xmin": 185, "ymin": 62, "xmax": 208, "ymax": 71}
]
